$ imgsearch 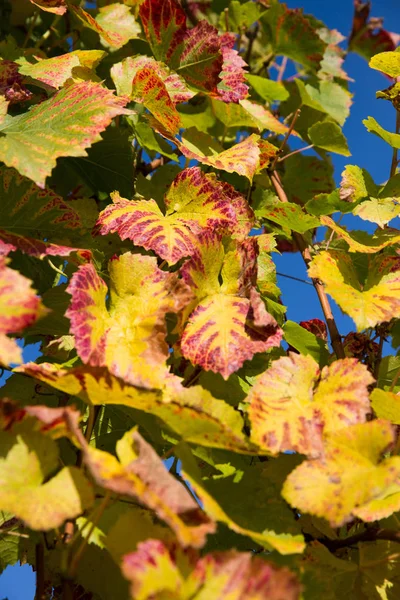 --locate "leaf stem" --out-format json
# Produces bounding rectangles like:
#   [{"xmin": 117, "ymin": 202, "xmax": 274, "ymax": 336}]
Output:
[
  {"xmin": 270, "ymin": 171, "xmax": 345, "ymax": 359},
  {"xmin": 270, "ymin": 108, "xmax": 301, "ymax": 170},
  {"xmin": 278, "ymin": 144, "xmax": 314, "ymax": 163},
  {"xmin": 68, "ymin": 491, "xmax": 113, "ymax": 578},
  {"xmin": 390, "ymin": 108, "xmax": 400, "ymax": 178},
  {"xmin": 35, "ymin": 541, "xmax": 45, "ymax": 600},
  {"xmin": 319, "ymin": 527, "xmax": 400, "ymax": 551}
]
